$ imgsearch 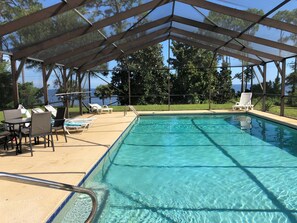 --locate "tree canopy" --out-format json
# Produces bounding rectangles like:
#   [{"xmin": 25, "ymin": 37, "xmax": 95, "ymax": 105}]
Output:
[{"xmin": 111, "ymin": 44, "xmax": 168, "ymax": 105}]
